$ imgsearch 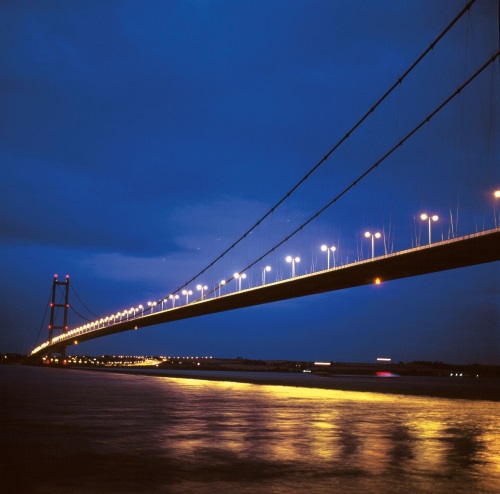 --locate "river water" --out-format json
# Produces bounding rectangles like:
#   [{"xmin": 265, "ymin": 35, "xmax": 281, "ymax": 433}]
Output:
[{"xmin": 1, "ymin": 366, "xmax": 499, "ymax": 493}]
